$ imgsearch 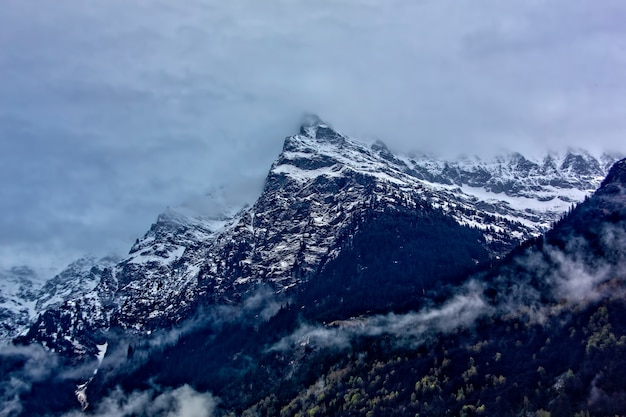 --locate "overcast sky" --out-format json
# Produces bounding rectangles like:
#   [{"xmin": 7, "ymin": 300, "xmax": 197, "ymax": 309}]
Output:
[{"xmin": 1, "ymin": 0, "xmax": 625, "ymax": 274}]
